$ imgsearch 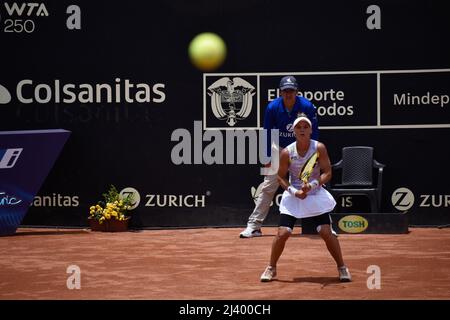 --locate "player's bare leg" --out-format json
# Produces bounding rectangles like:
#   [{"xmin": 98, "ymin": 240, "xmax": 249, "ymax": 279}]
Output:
[
  {"xmin": 270, "ymin": 227, "xmax": 291, "ymax": 267},
  {"xmin": 318, "ymin": 224, "xmax": 352, "ymax": 282},
  {"xmin": 261, "ymin": 227, "xmax": 291, "ymax": 281},
  {"xmin": 318, "ymin": 224, "xmax": 344, "ymax": 266}
]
